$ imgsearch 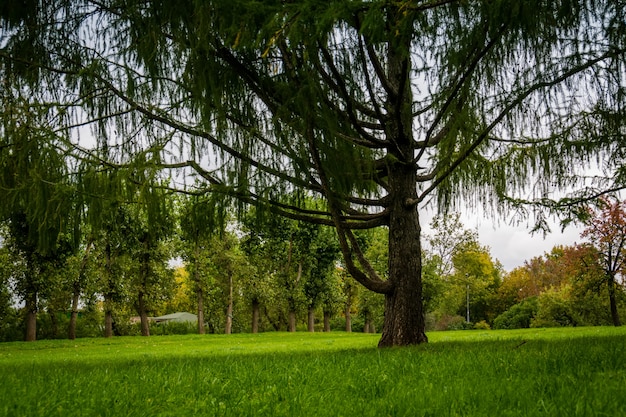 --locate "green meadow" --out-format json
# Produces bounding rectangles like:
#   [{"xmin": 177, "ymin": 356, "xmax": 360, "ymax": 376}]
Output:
[{"xmin": 1, "ymin": 327, "xmax": 624, "ymax": 417}]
